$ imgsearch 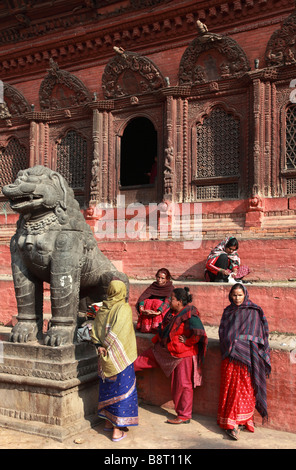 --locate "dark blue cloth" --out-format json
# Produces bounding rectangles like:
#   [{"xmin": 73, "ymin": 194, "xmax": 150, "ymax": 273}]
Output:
[{"xmin": 98, "ymin": 363, "xmax": 138, "ymax": 428}]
